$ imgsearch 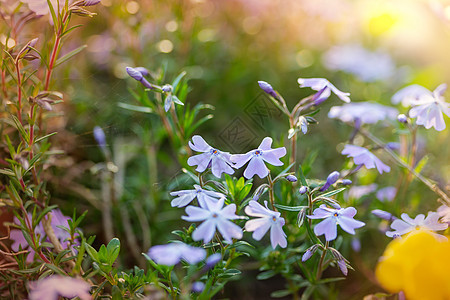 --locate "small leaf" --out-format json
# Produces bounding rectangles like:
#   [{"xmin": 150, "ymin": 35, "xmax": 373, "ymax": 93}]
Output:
[
  {"xmin": 319, "ymin": 188, "xmax": 346, "ymax": 198},
  {"xmin": 274, "ymin": 204, "xmax": 307, "ymax": 212},
  {"xmin": 271, "ymin": 290, "xmax": 291, "ymax": 298},
  {"xmin": 54, "ymin": 45, "xmax": 87, "ymax": 67}
]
